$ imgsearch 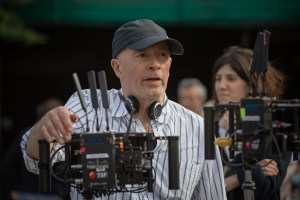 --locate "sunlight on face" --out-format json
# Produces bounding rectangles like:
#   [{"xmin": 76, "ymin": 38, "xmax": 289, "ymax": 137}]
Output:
[
  {"xmin": 215, "ymin": 64, "xmax": 248, "ymax": 104},
  {"xmin": 111, "ymin": 42, "xmax": 172, "ymax": 103}
]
